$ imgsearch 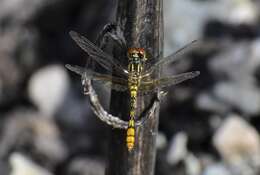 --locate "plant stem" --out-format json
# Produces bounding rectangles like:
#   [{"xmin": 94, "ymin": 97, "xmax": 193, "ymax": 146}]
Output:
[{"xmin": 106, "ymin": 0, "xmax": 163, "ymax": 175}]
